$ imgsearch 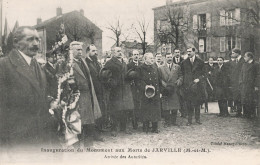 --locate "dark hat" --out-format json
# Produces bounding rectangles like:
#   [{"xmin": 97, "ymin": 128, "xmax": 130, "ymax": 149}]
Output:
[
  {"xmin": 126, "ymin": 70, "xmax": 139, "ymax": 80},
  {"xmin": 99, "ymin": 68, "xmax": 112, "ymax": 82}
]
